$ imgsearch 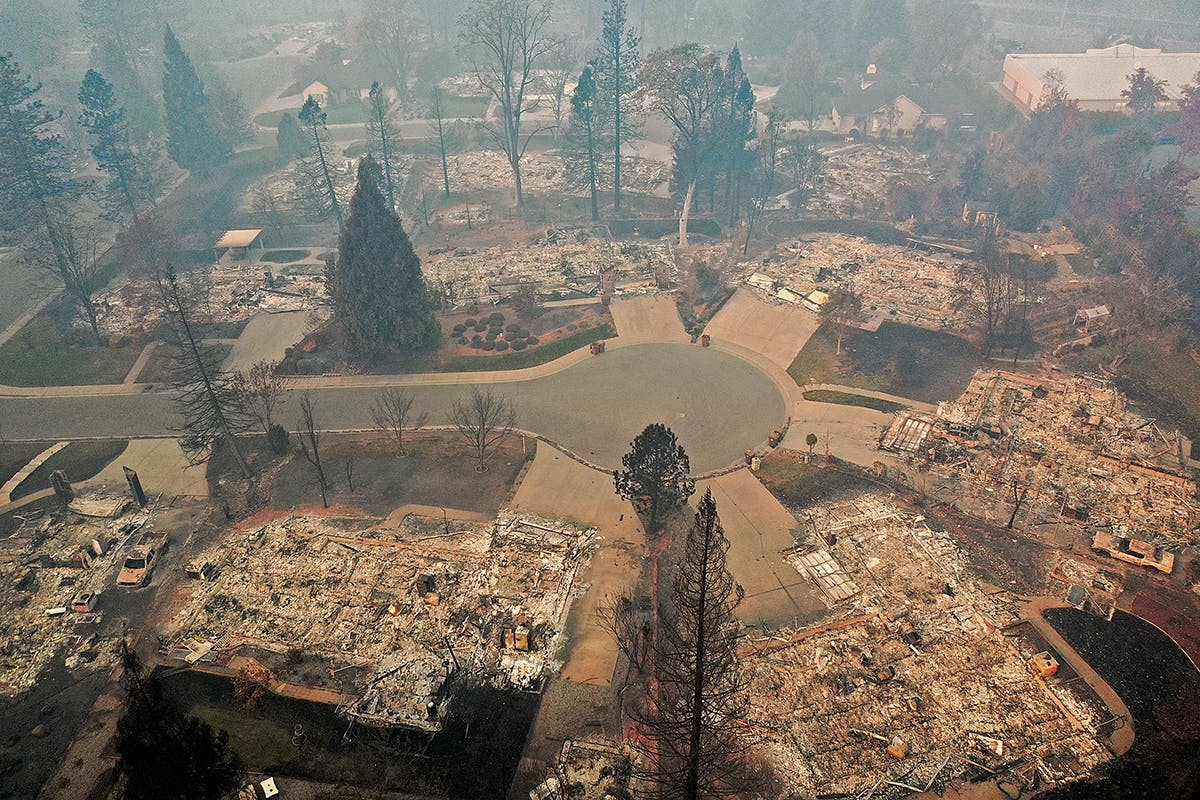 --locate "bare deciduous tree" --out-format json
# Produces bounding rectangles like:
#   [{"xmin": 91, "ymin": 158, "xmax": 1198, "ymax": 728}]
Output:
[
  {"xmin": 639, "ymin": 44, "xmax": 725, "ymax": 247},
  {"xmin": 235, "ymin": 360, "xmax": 292, "ymax": 435},
  {"xmin": 31, "ymin": 213, "xmax": 104, "ymax": 340},
  {"xmin": 295, "ymin": 393, "xmax": 329, "ymax": 508},
  {"xmin": 458, "ymin": 0, "xmax": 556, "ymax": 208},
  {"xmin": 821, "ymin": 287, "xmax": 865, "ymax": 356},
  {"xmin": 450, "ymin": 387, "xmax": 517, "ymax": 472},
  {"xmin": 371, "ymin": 387, "xmax": 428, "ymax": 455}
]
